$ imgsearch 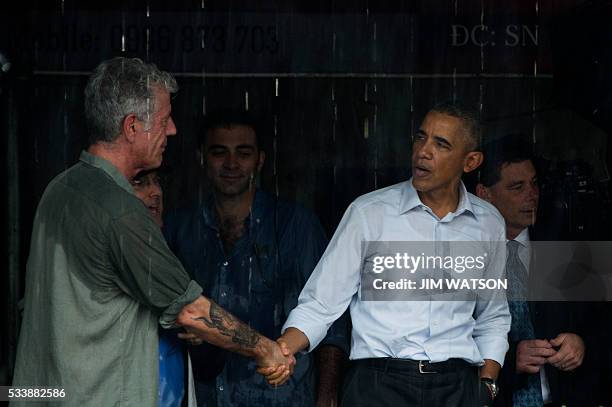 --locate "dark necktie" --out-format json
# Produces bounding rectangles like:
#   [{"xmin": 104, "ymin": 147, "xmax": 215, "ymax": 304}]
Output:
[{"xmin": 507, "ymin": 240, "xmax": 543, "ymax": 407}]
